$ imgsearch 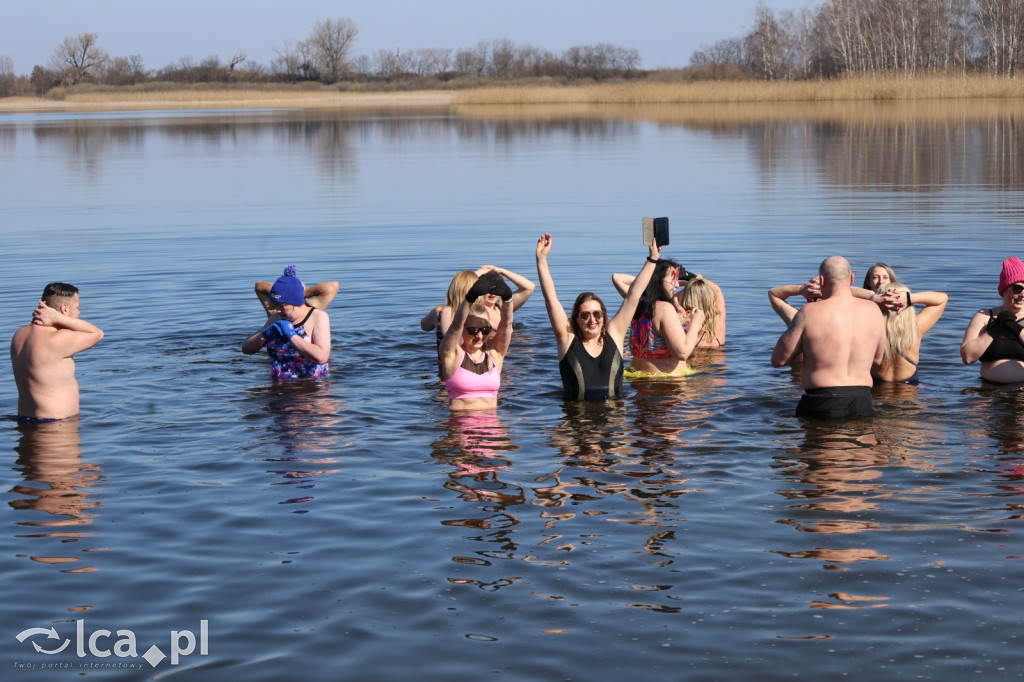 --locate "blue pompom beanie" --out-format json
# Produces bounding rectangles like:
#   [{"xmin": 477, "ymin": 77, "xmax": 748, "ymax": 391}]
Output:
[{"xmin": 269, "ymin": 265, "xmax": 305, "ymax": 305}]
